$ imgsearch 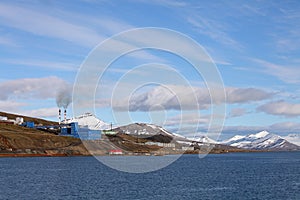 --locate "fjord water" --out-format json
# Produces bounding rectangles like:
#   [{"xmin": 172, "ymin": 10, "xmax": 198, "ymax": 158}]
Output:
[{"xmin": 0, "ymin": 152, "xmax": 299, "ymax": 200}]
